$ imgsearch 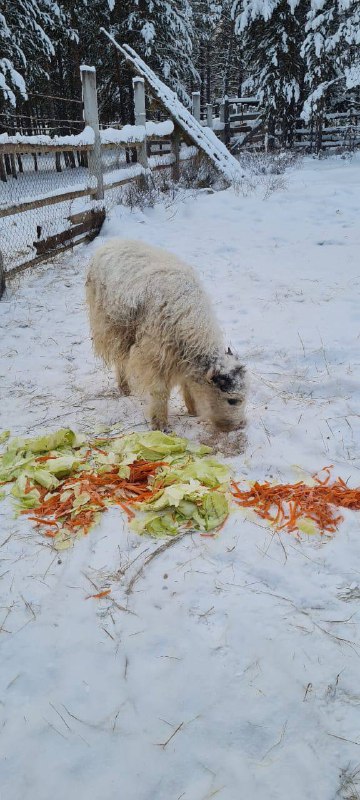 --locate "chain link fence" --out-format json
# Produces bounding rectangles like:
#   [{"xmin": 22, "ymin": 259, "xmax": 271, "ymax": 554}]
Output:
[{"xmin": 0, "ymin": 148, "xmax": 97, "ymax": 272}]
